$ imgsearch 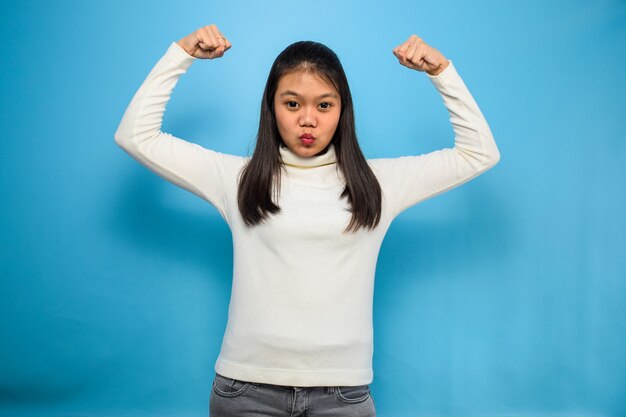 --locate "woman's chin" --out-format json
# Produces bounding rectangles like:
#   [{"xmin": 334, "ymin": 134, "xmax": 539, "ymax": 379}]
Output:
[
  {"xmin": 282, "ymin": 140, "xmax": 329, "ymax": 158},
  {"xmin": 302, "ymin": 142, "xmax": 330, "ymax": 156}
]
